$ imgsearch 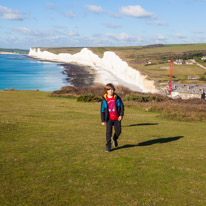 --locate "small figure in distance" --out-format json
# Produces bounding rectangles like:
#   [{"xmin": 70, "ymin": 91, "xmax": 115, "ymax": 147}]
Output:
[{"xmin": 101, "ymin": 83, "xmax": 124, "ymax": 152}]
